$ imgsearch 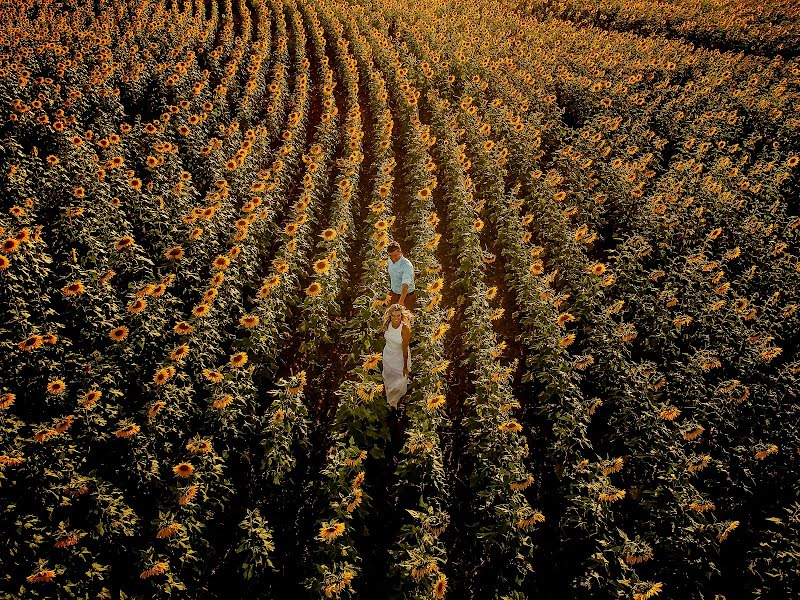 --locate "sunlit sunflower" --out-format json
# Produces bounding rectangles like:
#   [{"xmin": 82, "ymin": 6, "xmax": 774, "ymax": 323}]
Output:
[
  {"xmin": 306, "ymin": 282, "xmax": 322, "ymax": 297},
  {"xmin": 213, "ymin": 255, "xmax": 230, "ymax": 270},
  {"xmin": 318, "ymin": 521, "xmax": 345, "ymax": 542},
  {"xmin": 61, "ymin": 281, "xmax": 85, "ymax": 296},
  {"xmin": 82, "ymin": 390, "xmax": 102, "ymax": 407},
  {"xmin": 170, "ymin": 345, "xmax": 190, "ymax": 361},
  {"xmin": 240, "ymin": 315, "xmax": 259, "ymax": 328},
  {"xmin": 174, "ymin": 321, "xmax": 194, "ymax": 335},
  {"xmin": 230, "ymin": 352, "xmax": 248, "ymax": 368},
  {"xmin": 165, "ymin": 246, "xmax": 184, "ymax": 260},
  {"xmin": 115, "ymin": 423, "xmax": 140, "ymax": 438},
  {"xmin": 114, "ymin": 236, "xmax": 134, "ymax": 250},
  {"xmin": 426, "ymin": 395, "xmax": 446, "ymax": 410},
  {"xmin": 203, "ymin": 369, "xmax": 224, "ymax": 383},
  {"xmin": 153, "ymin": 367, "xmax": 175, "ymax": 385},
  {"xmin": 314, "ymin": 258, "xmax": 331, "ymax": 274},
  {"xmin": 433, "ymin": 574, "xmax": 448, "ymax": 598},
  {"xmin": 588, "ymin": 262, "xmax": 606, "ymax": 275},
  {"xmin": 172, "ymin": 463, "xmax": 194, "ymax": 478},
  {"xmin": 47, "ymin": 380, "xmax": 66, "ymax": 395},
  {"xmin": 18, "ymin": 335, "xmax": 43, "ymax": 351},
  {"xmin": 109, "ymin": 326, "xmax": 129, "ymax": 342}
]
